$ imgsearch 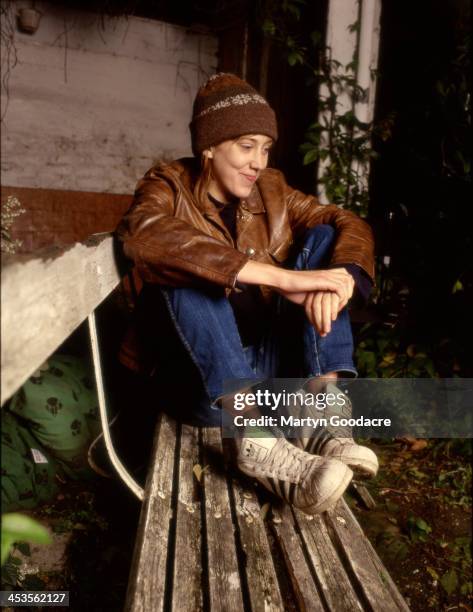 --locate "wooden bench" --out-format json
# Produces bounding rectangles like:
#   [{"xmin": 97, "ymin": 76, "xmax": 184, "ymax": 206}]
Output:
[
  {"xmin": 1, "ymin": 234, "xmax": 411, "ymax": 612},
  {"xmin": 125, "ymin": 415, "xmax": 410, "ymax": 612}
]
